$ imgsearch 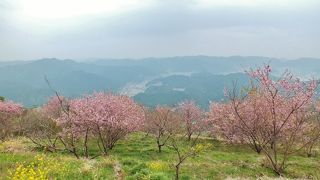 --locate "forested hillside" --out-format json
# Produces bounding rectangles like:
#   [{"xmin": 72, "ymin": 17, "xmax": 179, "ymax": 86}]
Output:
[{"xmin": 1, "ymin": 56, "xmax": 319, "ymax": 107}]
